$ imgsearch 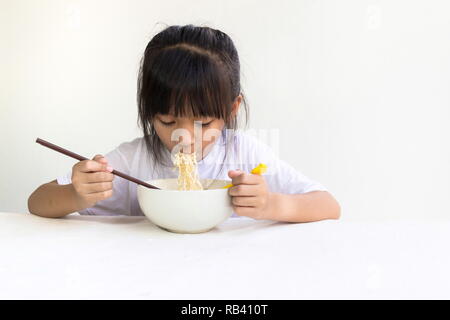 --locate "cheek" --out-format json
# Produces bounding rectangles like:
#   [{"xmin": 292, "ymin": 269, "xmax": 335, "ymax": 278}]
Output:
[
  {"xmin": 202, "ymin": 122, "xmax": 223, "ymax": 141},
  {"xmin": 213, "ymin": 120, "xmax": 225, "ymax": 131},
  {"xmin": 153, "ymin": 123, "xmax": 173, "ymax": 146},
  {"xmin": 201, "ymin": 121, "xmax": 225, "ymax": 151},
  {"xmin": 201, "ymin": 140, "xmax": 214, "ymax": 153}
]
